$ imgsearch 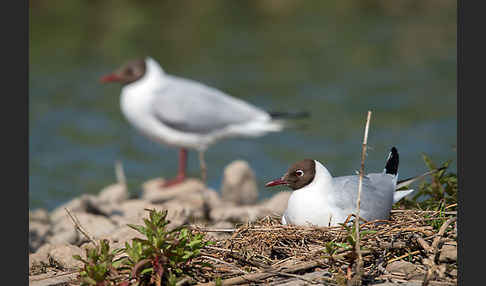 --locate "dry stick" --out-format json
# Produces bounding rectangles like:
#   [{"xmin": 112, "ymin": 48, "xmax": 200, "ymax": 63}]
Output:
[
  {"xmin": 422, "ymin": 217, "xmax": 457, "ymax": 286},
  {"xmin": 201, "ymin": 255, "xmax": 248, "ymax": 275},
  {"xmin": 29, "ymin": 270, "xmax": 79, "ymax": 282},
  {"xmin": 196, "ymin": 260, "xmax": 321, "ymax": 286},
  {"xmin": 390, "ymin": 210, "xmax": 457, "ymax": 216},
  {"xmin": 65, "ymin": 207, "xmax": 97, "ymax": 246},
  {"xmin": 386, "ymin": 250, "xmax": 421, "ymax": 264},
  {"xmin": 354, "ymin": 110, "xmax": 372, "ymax": 284}
]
